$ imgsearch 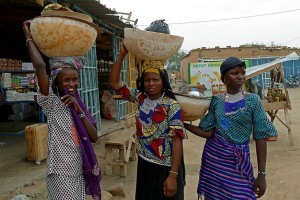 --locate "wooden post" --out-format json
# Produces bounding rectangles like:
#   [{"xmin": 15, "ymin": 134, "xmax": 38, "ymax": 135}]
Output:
[
  {"xmin": 105, "ymin": 147, "xmax": 113, "ymax": 175},
  {"xmin": 279, "ymin": 66, "xmax": 292, "ymax": 110},
  {"xmin": 120, "ymin": 143, "xmax": 127, "ymax": 177},
  {"xmin": 284, "ymin": 108, "xmax": 294, "ymax": 146},
  {"xmin": 131, "ymin": 137, "xmax": 137, "ymax": 161},
  {"xmin": 125, "ymin": 139, "xmax": 133, "ymax": 163},
  {"xmin": 279, "ymin": 66, "xmax": 293, "ymax": 145}
]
